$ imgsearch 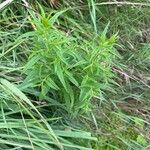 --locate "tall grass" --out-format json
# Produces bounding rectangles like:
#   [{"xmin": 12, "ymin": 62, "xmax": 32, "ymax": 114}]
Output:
[
  {"xmin": 0, "ymin": 3, "xmax": 96, "ymax": 149},
  {"xmin": 0, "ymin": 78, "xmax": 97, "ymax": 149},
  {"xmin": 0, "ymin": 0, "xmax": 150, "ymax": 149}
]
